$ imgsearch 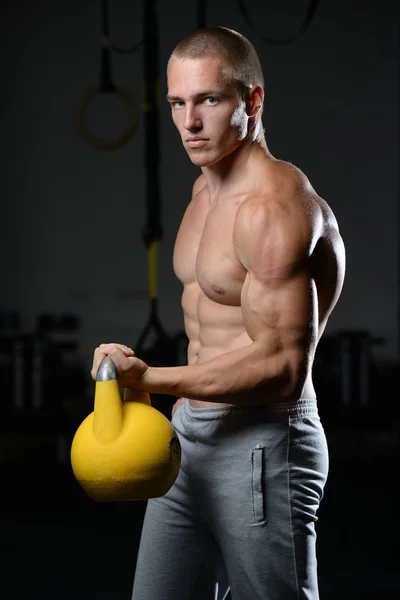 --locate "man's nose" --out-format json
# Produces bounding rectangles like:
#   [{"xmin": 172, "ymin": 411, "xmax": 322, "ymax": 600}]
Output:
[{"xmin": 184, "ymin": 106, "xmax": 201, "ymax": 131}]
